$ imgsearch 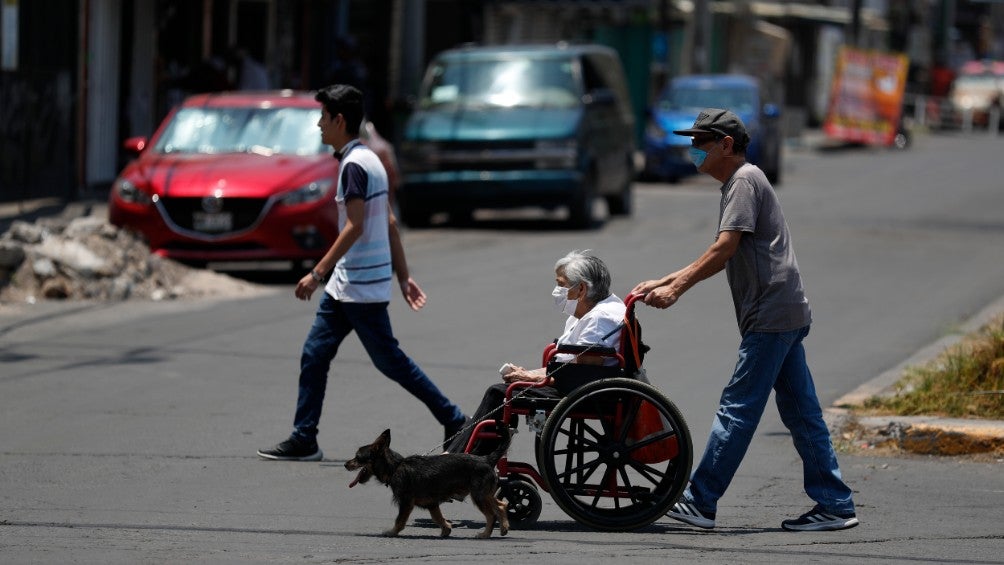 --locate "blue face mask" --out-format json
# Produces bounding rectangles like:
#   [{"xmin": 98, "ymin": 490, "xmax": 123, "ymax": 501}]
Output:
[{"xmin": 688, "ymin": 146, "xmax": 708, "ymax": 168}]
